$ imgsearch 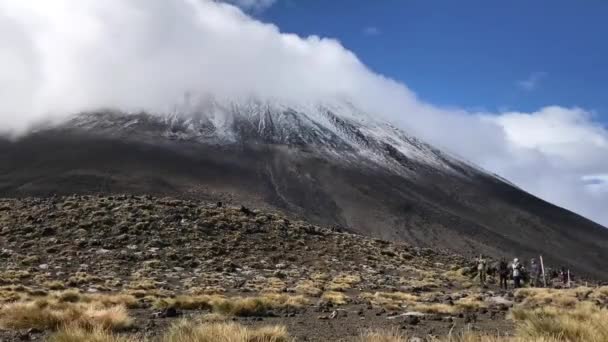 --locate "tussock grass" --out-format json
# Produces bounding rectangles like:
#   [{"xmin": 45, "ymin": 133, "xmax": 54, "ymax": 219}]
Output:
[
  {"xmin": 360, "ymin": 292, "xmax": 419, "ymax": 310},
  {"xmin": 155, "ymin": 293, "xmax": 308, "ymax": 317},
  {"xmin": 511, "ymin": 302, "xmax": 608, "ymax": 341},
  {"xmin": 412, "ymin": 303, "xmax": 457, "ymax": 314},
  {"xmin": 154, "ymin": 295, "xmax": 216, "ymax": 311},
  {"xmin": 454, "ymin": 295, "xmax": 488, "ymax": 312},
  {"xmin": 161, "ymin": 320, "xmax": 290, "ymax": 342},
  {"xmin": 322, "ymin": 291, "xmax": 348, "ymax": 305},
  {"xmin": 514, "ymin": 287, "xmax": 598, "ymax": 309},
  {"xmin": 327, "ymin": 274, "xmax": 361, "ymax": 292},
  {"xmin": 212, "ymin": 297, "xmax": 275, "ymax": 317},
  {"xmin": 294, "ymin": 280, "xmax": 323, "ymax": 297},
  {"xmin": 0, "ymin": 270, "xmax": 31, "ymax": 284},
  {"xmin": 127, "ymin": 278, "xmax": 159, "ymax": 291},
  {"xmin": 359, "ymin": 329, "xmax": 563, "ymax": 341},
  {"xmin": 261, "ymin": 277, "xmax": 287, "ymax": 293},
  {"xmin": 310, "ymin": 272, "xmax": 330, "ymax": 282},
  {"xmin": 48, "ymin": 325, "xmax": 138, "ymax": 342},
  {"xmin": 0, "ymin": 300, "xmax": 132, "ymax": 331},
  {"xmin": 358, "ymin": 328, "xmax": 408, "ymax": 341}
]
